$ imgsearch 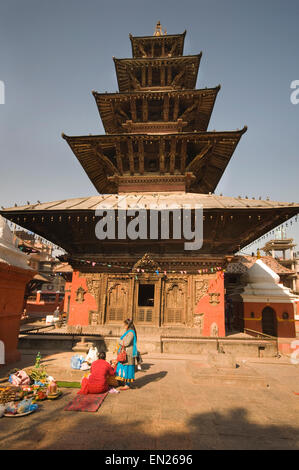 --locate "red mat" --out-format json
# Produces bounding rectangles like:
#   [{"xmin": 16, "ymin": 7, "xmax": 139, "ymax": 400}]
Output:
[{"xmin": 64, "ymin": 392, "xmax": 108, "ymax": 412}]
